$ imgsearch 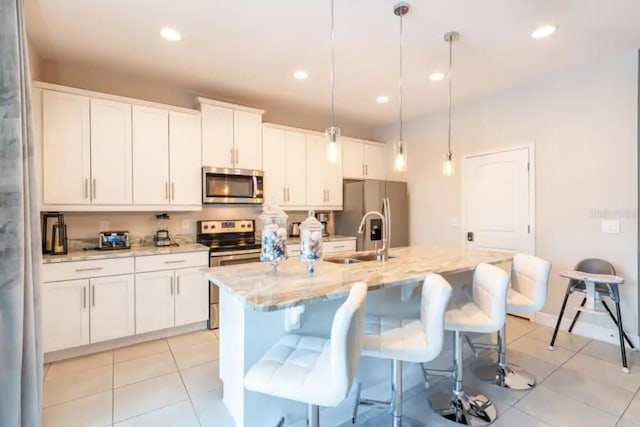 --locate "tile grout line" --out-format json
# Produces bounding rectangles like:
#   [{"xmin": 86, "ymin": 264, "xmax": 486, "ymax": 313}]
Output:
[
  {"xmin": 167, "ymin": 338, "xmax": 204, "ymax": 427},
  {"xmin": 111, "ymin": 349, "xmax": 115, "ymax": 427},
  {"xmin": 615, "ymin": 384, "xmax": 640, "ymax": 425}
]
